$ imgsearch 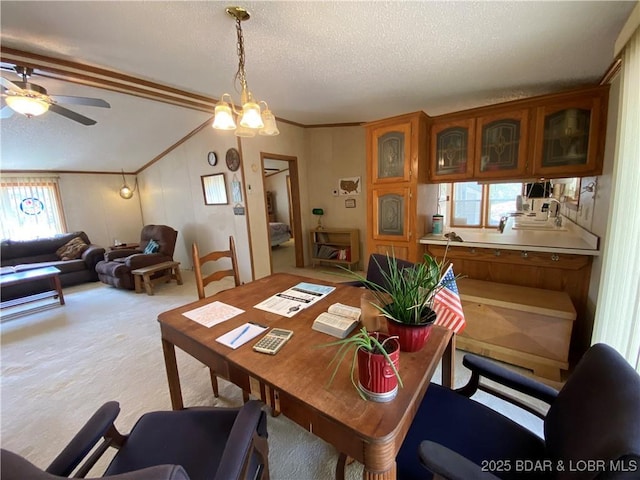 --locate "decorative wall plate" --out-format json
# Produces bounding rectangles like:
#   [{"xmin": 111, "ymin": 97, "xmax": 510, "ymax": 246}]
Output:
[
  {"xmin": 226, "ymin": 148, "xmax": 241, "ymax": 172},
  {"xmin": 207, "ymin": 151, "xmax": 218, "ymax": 166}
]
